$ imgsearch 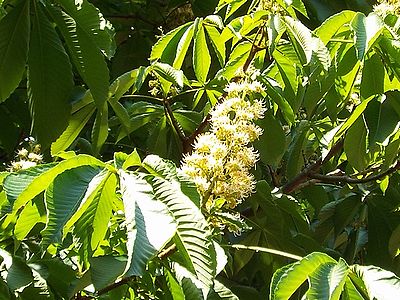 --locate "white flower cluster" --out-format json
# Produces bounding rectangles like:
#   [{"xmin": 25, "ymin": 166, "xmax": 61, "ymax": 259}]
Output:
[
  {"xmin": 9, "ymin": 146, "xmax": 43, "ymax": 172},
  {"xmin": 373, "ymin": 0, "xmax": 400, "ymax": 17},
  {"xmin": 181, "ymin": 78, "xmax": 266, "ymax": 212}
]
